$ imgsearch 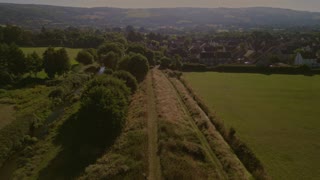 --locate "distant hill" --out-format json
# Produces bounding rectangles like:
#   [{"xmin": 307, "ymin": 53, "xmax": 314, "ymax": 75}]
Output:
[{"xmin": 0, "ymin": 3, "xmax": 320, "ymax": 29}]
